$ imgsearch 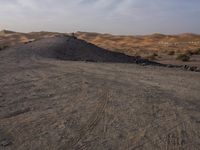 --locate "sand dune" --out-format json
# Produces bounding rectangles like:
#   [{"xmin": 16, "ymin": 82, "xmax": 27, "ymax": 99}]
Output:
[
  {"xmin": 75, "ymin": 32, "xmax": 200, "ymax": 67},
  {"xmin": 1, "ymin": 30, "xmax": 200, "ymax": 55},
  {"xmin": 0, "ymin": 30, "xmax": 59, "ymax": 47},
  {"xmin": 76, "ymin": 32, "xmax": 200, "ymax": 54}
]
